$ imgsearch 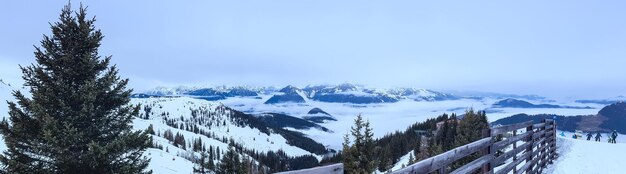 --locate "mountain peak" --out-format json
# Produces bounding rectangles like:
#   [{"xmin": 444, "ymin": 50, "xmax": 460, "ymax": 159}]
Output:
[
  {"xmin": 307, "ymin": 108, "xmax": 331, "ymax": 116},
  {"xmin": 279, "ymin": 85, "xmax": 302, "ymax": 94},
  {"xmin": 335, "ymin": 83, "xmax": 359, "ymax": 92}
]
